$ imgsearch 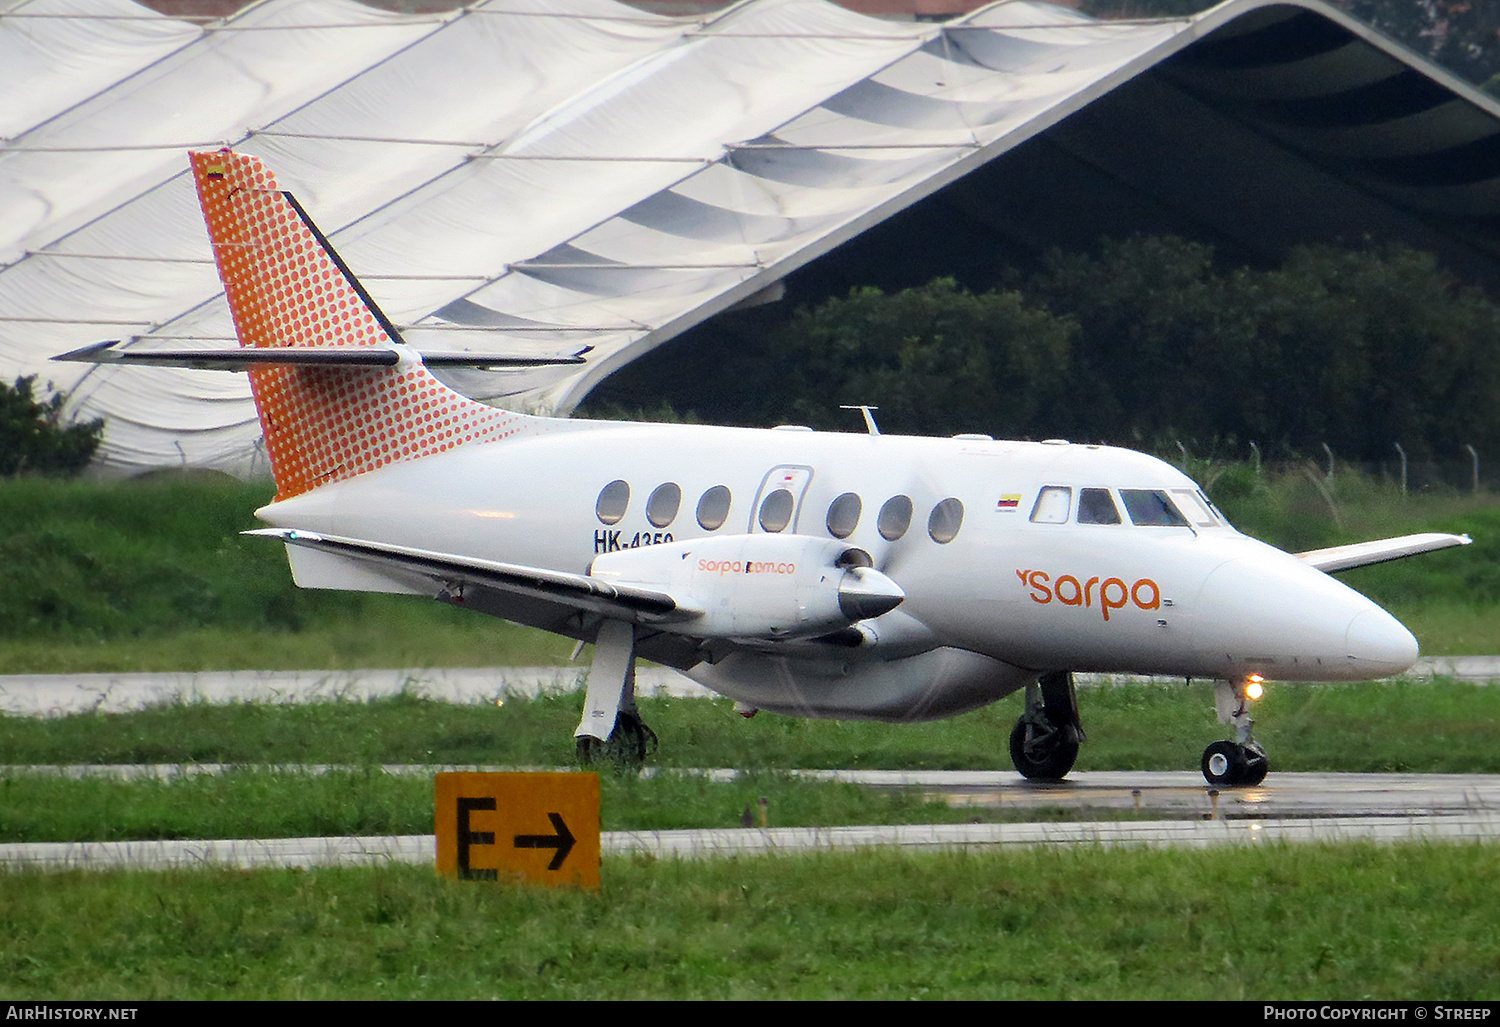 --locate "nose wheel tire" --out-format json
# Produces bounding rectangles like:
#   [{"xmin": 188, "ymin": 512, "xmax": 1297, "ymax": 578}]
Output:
[
  {"xmin": 1201, "ymin": 740, "xmax": 1269, "ymax": 787},
  {"xmin": 1010, "ymin": 718, "xmax": 1080, "ymax": 781}
]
